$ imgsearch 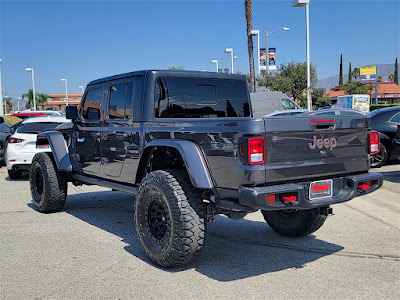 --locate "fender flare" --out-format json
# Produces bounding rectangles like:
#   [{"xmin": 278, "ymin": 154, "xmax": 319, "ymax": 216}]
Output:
[
  {"xmin": 143, "ymin": 140, "xmax": 214, "ymax": 189},
  {"xmin": 37, "ymin": 131, "xmax": 72, "ymax": 172}
]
